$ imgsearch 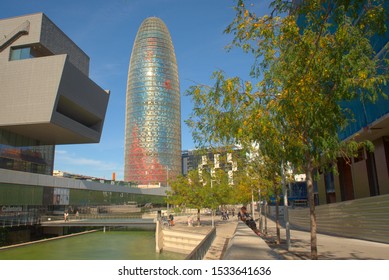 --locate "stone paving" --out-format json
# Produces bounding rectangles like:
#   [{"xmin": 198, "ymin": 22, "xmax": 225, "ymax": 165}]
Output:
[
  {"xmin": 173, "ymin": 213, "xmax": 389, "ymax": 260},
  {"xmin": 260, "ymin": 216, "xmax": 389, "ymax": 260}
]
